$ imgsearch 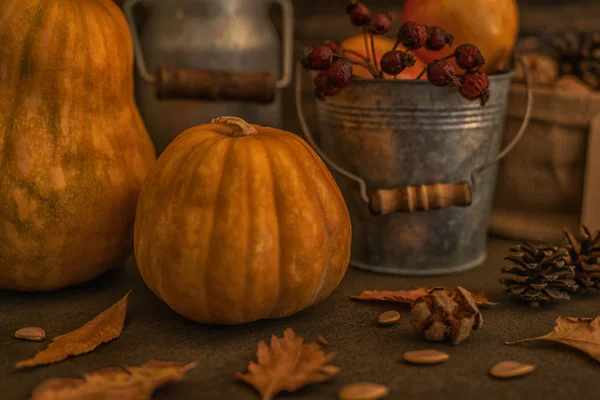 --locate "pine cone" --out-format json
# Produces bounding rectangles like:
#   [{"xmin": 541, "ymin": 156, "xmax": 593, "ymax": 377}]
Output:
[
  {"xmin": 562, "ymin": 225, "xmax": 600, "ymax": 290},
  {"xmin": 410, "ymin": 287, "xmax": 482, "ymax": 345},
  {"xmin": 552, "ymin": 31, "xmax": 600, "ymax": 89},
  {"xmin": 501, "ymin": 243, "xmax": 578, "ymax": 308}
]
